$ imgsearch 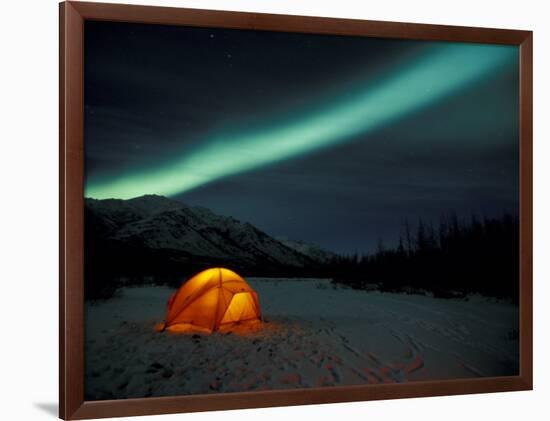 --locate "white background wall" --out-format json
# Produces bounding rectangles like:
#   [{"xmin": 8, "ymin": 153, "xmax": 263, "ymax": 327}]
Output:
[{"xmin": 1, "ymin": 0, "xmax": 548, "ymax": 419}]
